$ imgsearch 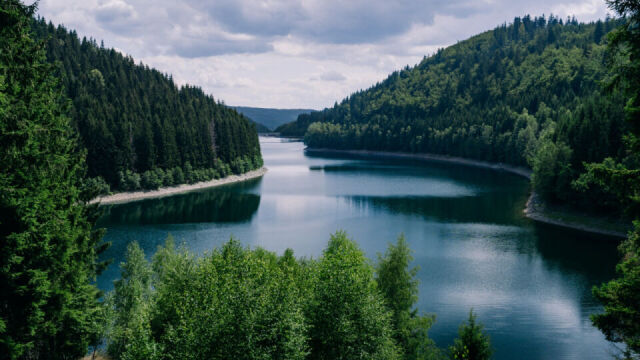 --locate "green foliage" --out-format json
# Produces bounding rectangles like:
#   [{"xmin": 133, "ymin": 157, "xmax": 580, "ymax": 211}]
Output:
[
  {"xmin": 141, "ymin": 170, "xmax": 162, "ymax": 190},
  {"xmin": 106, "ymin": 232, "xmax": 416, "ymax": 360},
  {"xmin": 82, "ymin": 176, "xmax": 111, "ymax": 198},
  {"xmin": 448, "ymin": 311, "xmax": 492, "ymax": 360},
  {"xmin": 111, "ymin": 158, "xmax": 262, "ymax": 192},
  {"xmin": 172, "ymin": 167, "xmax": 185, "ymax": 184},
  {"xmin": 531, "ymin": 124, "xmax": 574, "ymax": 200},
  {"xmin": 106, "ymin": 242, "xmax": 159, "ymax": 360},
  {"xmin": 108, "ymin": 237, "xmax": 309, "ymax": 360},
  {"xmin": 118, "ymin": 170, "xmax": 141, "ymax": 191},
  {"xmin": 308, "ymin": 231, "xmax": 400, "ymax": 360},
  {"xmin": 376, "ymin": 235, "xmax": 441, "ymax": 360},
  {"xmin": 591, "ymin": 222, "xmax": 640, "ymax": 358},
  {"xmin": 283, "ymin": 16, "xmax": 628, "ymax": 212},
  {"xmin": 0, "ymin": 0, "xmax": 107, "ymax": 357},
  {"xmin": 30, "ymin": 17, "xmax": 262, "ymax": 189},
  {"xmin": 587, "ymin": 3, "xmax": 640, "ymax": 359}
]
